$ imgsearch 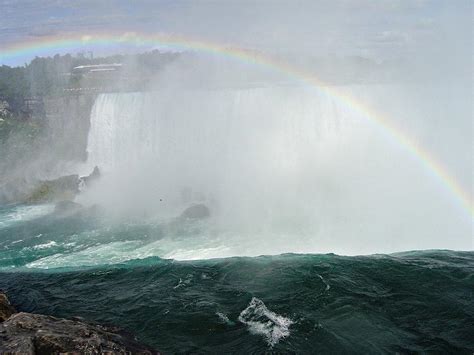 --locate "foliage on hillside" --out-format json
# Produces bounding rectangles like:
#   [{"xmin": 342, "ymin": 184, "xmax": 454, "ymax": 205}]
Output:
[
  {"xmin": 0, "ymin": 100, "xmax": 45, "ymax": 176},
  {"xmin": 0, "ymin": 66, "xmax": 29, "ymax": 112},
  {"xmin": 0, "ymin": 50, "xmax": 180, "ymax": 114}
]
